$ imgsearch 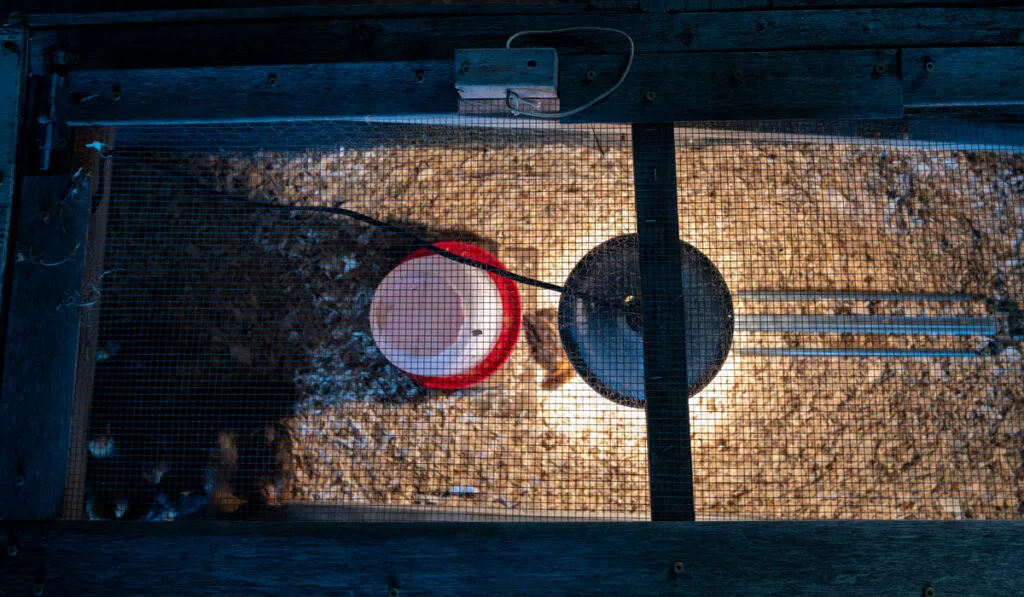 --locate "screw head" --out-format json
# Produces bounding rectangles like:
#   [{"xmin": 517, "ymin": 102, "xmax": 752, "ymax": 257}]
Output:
[
  {"xmin": 923, "ymin": 586, "xmax": 936, "ymax": 597},
  {"xmin": 14, "ymin": 474, "xmax": 25, "ymax": 487},
  {"xmin": 33, "ymin": 583, "xmax": 45, "ymax": 596},
  {"xmin": 586, "ymin": 70, "xmax": 597, "ymax": 81},
  {"xmin": 925, "ymin": 61, "xmax": 935, "ymax": 72},
  {"xmin": 672, "ymin": 561, "xmax": 685, "ymax": 575},
  {"xmin": 732, "ymin": 69, "xmax": 744, "ymax": 80},
  {"xmin": 644, "ymin": 91, "xmax": 657, "ymax": 102},
  {"xmin": 388, "ymin": 588, "xmax": 399, "ymax": 597},
  {"xmin": 6, "ymin": 545, "xmax": 17, "ymax": 557},
  {"xmin": 875, "ymin": 64, "xmax": 887, "ymax": 75},
  {"xmin": 267, "ymin": 72, "xmax": 278, "ymax": 86},
  {"xmin": 110, "ymin": 84, "xmax": 122, "ymax": 100},
  {"xmin": 414, "ymin": 69, "xmax": 425, "ymax": 83}
]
